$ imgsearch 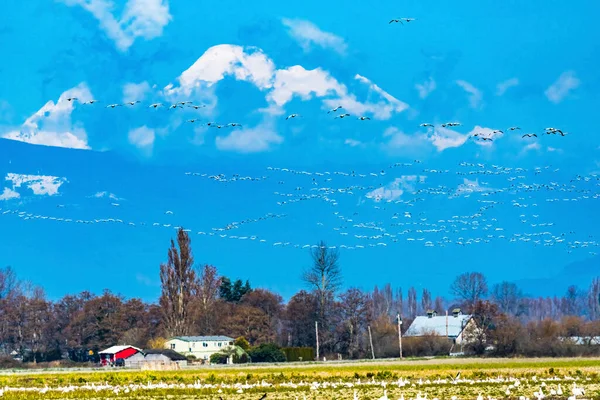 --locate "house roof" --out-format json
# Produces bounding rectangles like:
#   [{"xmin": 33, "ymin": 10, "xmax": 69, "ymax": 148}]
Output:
[
  {"xmin": 98, "ymin": 345, "xmax": 142, "ymax": 355},
  {"xmin": 405, "ymin": 314, "xmax": 472, "ymax": 338},
  {"xmin": 169, "ymin": 336, "xmax": 234, "ymax": 342},
  {"xmin": 143, "ymin": 349, "xmax": 187, "ymax": 361}
]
